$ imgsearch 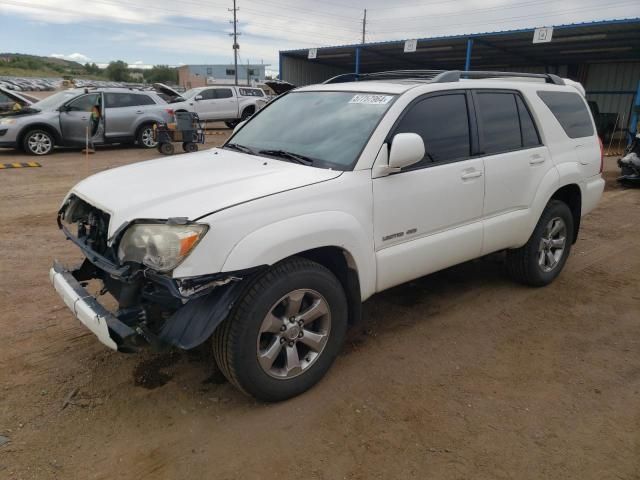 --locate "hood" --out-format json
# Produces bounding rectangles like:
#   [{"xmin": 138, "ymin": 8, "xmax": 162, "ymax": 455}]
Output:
[
  {"xmin": 69, "ymin": 147, "xmax": 342, "ymax": 237},
  {"xmin": 0, "ymin": 87, "xmax": 35, "ymax": 106},
  {"xmin": 264, "ymin": 80, "xmax": 296, "ymax": 96},
  {"xmin": 153, "ymin": 83, "xmax": 182, "ymax": 100}
]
